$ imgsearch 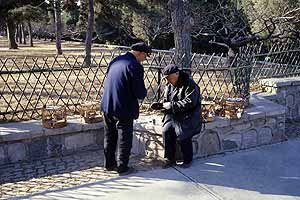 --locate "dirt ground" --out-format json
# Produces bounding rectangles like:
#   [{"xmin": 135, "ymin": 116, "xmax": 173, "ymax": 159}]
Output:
[{"xmin": 0, "ymin": 37, "xmax": 121, "ymax": 57}]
